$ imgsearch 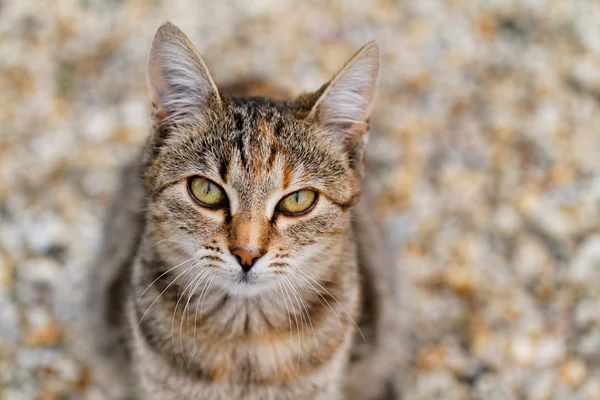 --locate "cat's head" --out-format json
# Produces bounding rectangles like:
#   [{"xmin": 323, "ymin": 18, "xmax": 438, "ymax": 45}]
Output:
[{"xmin": 143, "ymin": 22, "xmax": 379, "ymax": 297}]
